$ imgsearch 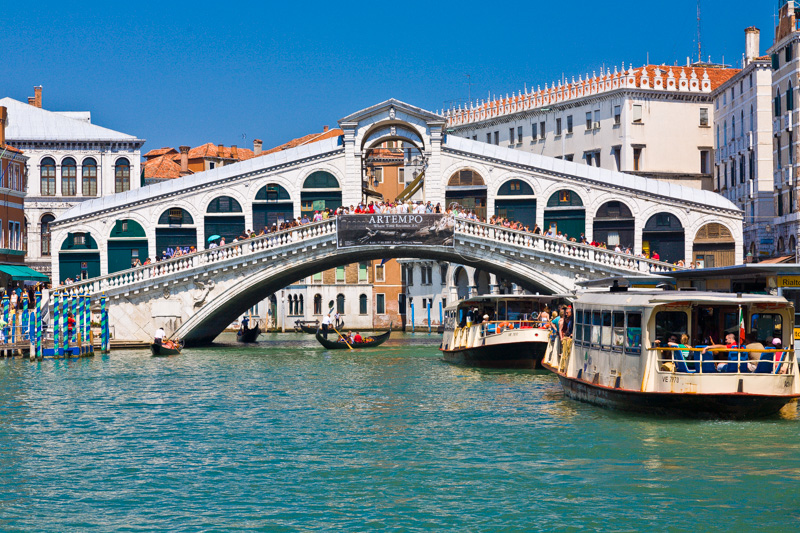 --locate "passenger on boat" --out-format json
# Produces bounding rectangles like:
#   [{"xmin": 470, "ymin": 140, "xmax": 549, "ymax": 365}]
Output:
[
  {"xmin": 466, "ymin": 308, "xmax": 475, "ymax": 327},
  {"xmin": 240, "ymin": 315, "xmax": 250, "ymax": 331},
  {"xmin": 354, "ymin": 332, "xmax": 363, "ymax": 343},
  {"xmin": 702, "ymin": 333, "xmax": 738, "ymax": 372},
  {"xmin": 772, "ymin": 338, "xmax": 788, "ymax": 374},
  {"xmin": 341, "ymin": 331, "xmax": 353, "ymax": 343},
  {"xmin": 560, "ymin": 306, "xmax": 574, "ymax": 360},
  {"xmin": 744, "ymin": 333, "xmax": 766, "ymax": 373}
]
